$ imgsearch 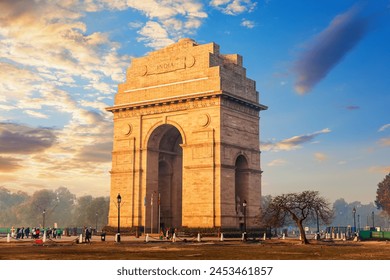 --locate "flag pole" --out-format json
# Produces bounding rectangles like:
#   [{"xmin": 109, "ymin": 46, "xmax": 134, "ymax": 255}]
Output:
[
  {"xmin": 158, "ymin": 193, "xmax": 161, "ymax": 233},
  {"xmin": 151, "ymin": 192, "xmax": 153, "ymax": 234}
]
